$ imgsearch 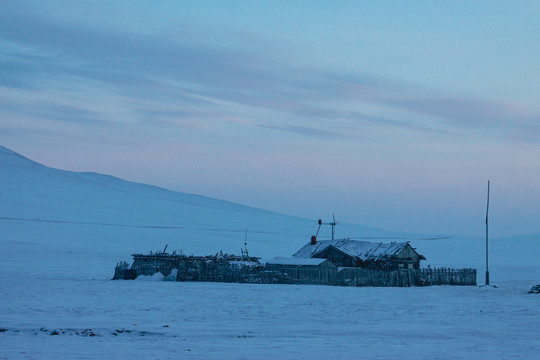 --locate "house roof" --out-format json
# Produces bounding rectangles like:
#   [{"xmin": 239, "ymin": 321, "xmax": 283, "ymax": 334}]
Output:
[
  {"xmin": 266, "ymin": 257, "xmax": 328, "ymax": 266},
  {"xmin": 293, "ymin": 238, "xmax": 414, "ymax": 261}
]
